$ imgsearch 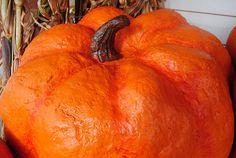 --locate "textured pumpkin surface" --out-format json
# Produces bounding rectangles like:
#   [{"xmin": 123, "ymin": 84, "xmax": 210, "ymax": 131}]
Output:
[
  {"xmin": 227, "ymin": 26, "xmax": 236, "ymax": 66},
  {"xmin": 0, "ymin": 140, "xmax": 13, "ymax": 158},
  {"xmin": 0, "ymin": 7, "xmax": 234, "ymax": 158},
  {"xmin": 79, "ymin": 6, "xmax": 133, "ymax": 31}
]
